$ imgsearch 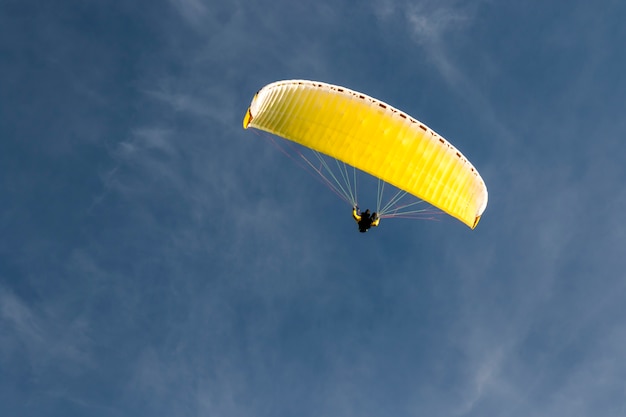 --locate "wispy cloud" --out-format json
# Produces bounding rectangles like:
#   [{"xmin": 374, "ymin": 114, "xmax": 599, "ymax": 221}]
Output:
[
  {"xmin": 406, "ymin": 2, "xmax": 472, "ymax": 46},
  {"xmin": 167, "ymin": 0, "xmax": 210, "ymax": 27},
  {"xmin": 0, "ymin": 287, "xmax": 92, "ymax": 375}
]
